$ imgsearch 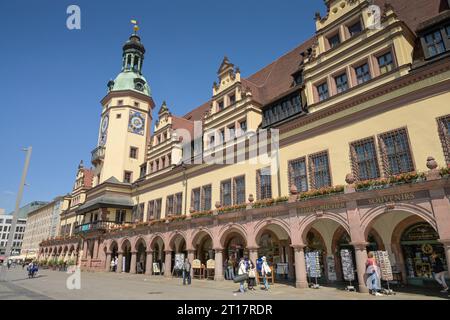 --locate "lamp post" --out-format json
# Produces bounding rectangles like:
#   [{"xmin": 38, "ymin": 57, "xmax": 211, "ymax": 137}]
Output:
[{"xmin": 3, "ymin": 147, "xmax": 32, "ymax": 268}]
